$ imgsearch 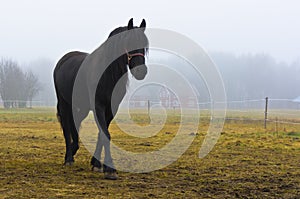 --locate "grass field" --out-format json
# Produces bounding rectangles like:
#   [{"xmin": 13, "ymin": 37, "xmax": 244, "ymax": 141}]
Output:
[{"xmin": 0, "ymin": 108, "xmax": 299, "ymax": 198}]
